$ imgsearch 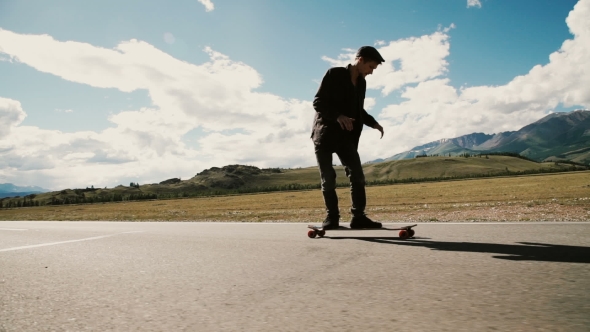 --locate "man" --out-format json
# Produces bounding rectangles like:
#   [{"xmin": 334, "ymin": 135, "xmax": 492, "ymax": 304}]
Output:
[{"xmin": 311, "ymin": 46, "xmax": 385, "ymax": 230}]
